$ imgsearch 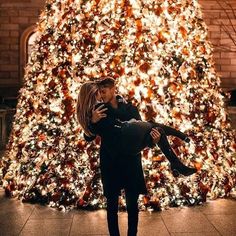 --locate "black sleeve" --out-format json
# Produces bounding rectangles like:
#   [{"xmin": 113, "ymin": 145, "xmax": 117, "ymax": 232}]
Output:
[
  {"xmin": 83, "ymin": 102, "xmax": 106, "ymax": 141},
  {"xmin": 89, "ymin": 103, "xmax": 115, "ymax": 137},
  {"xmin": 146, "ymin": 134, "xmax": 156, "ymax": 148},
  {"xmin": 128, "ymin": 103, "xmax": 142, "ymax": 121}
]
